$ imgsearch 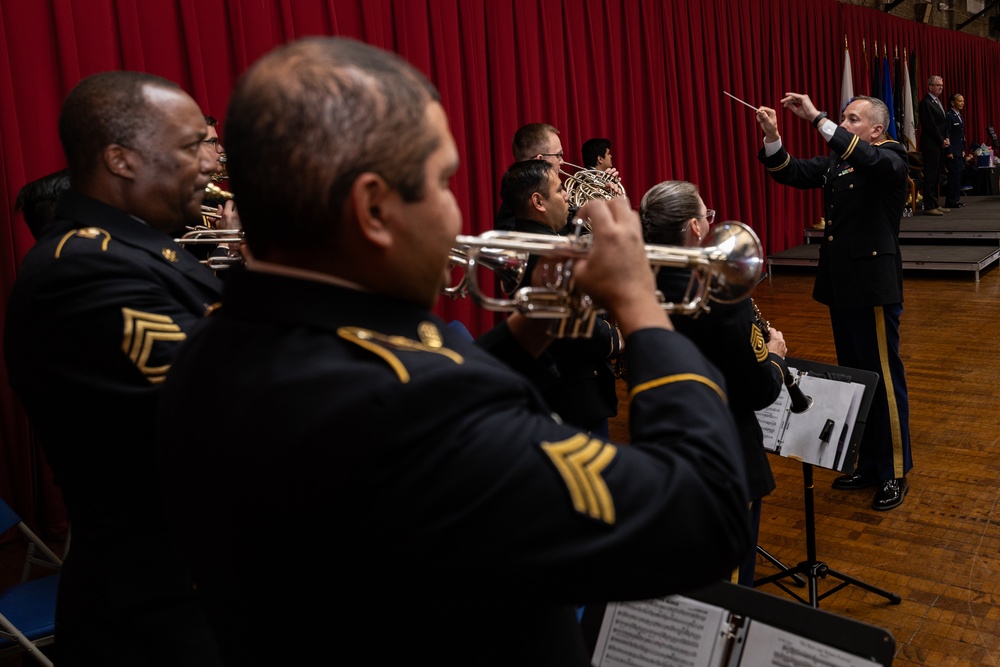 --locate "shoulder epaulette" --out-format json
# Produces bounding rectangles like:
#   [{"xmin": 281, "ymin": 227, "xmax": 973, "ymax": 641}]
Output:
[
  {"xmin": 338, "ymin": 323, "xmax": 464, "ymax": 383},
  {"xmin": 54, "ymin": 227, "xmax": 111, "ymax": 258}
]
